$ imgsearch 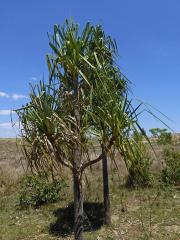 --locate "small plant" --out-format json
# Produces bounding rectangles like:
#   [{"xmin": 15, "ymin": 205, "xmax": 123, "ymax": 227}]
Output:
[
  {"xmin": 161, "ymin": 147, "xmax": 180, "ymax": 186},
  {"xmin": 19, "ymin": 172, "xmax": 67, "ymax": 207}
]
